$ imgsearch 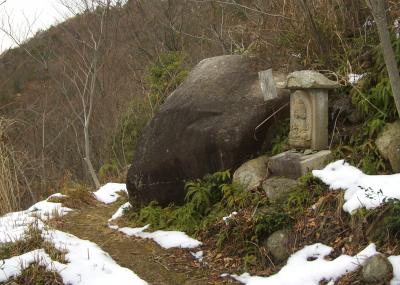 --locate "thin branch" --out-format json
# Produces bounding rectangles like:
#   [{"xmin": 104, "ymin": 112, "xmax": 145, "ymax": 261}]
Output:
[{"xmin": 190, "ymin": 0, "xmax": 293, "ymax": 20}]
